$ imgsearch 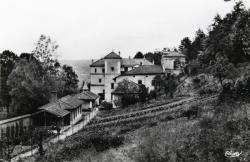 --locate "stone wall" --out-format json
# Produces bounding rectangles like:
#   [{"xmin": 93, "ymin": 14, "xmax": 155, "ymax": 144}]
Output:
[{"xmin": 0, "ymin": 114, "xmax": 33, "ymax": 139}]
